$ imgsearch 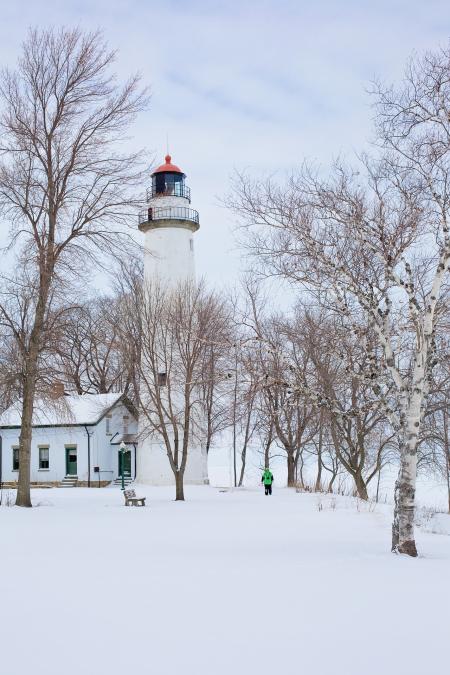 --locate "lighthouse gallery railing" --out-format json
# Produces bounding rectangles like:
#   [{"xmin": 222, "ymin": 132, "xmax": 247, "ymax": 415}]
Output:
[
  {"xmin": 146, "ymin": 184, "xmax": 191, "ymax": 202},
  {"xmin": 138, "ymin": 206, "xmax": 199, "ymax": 226}
]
